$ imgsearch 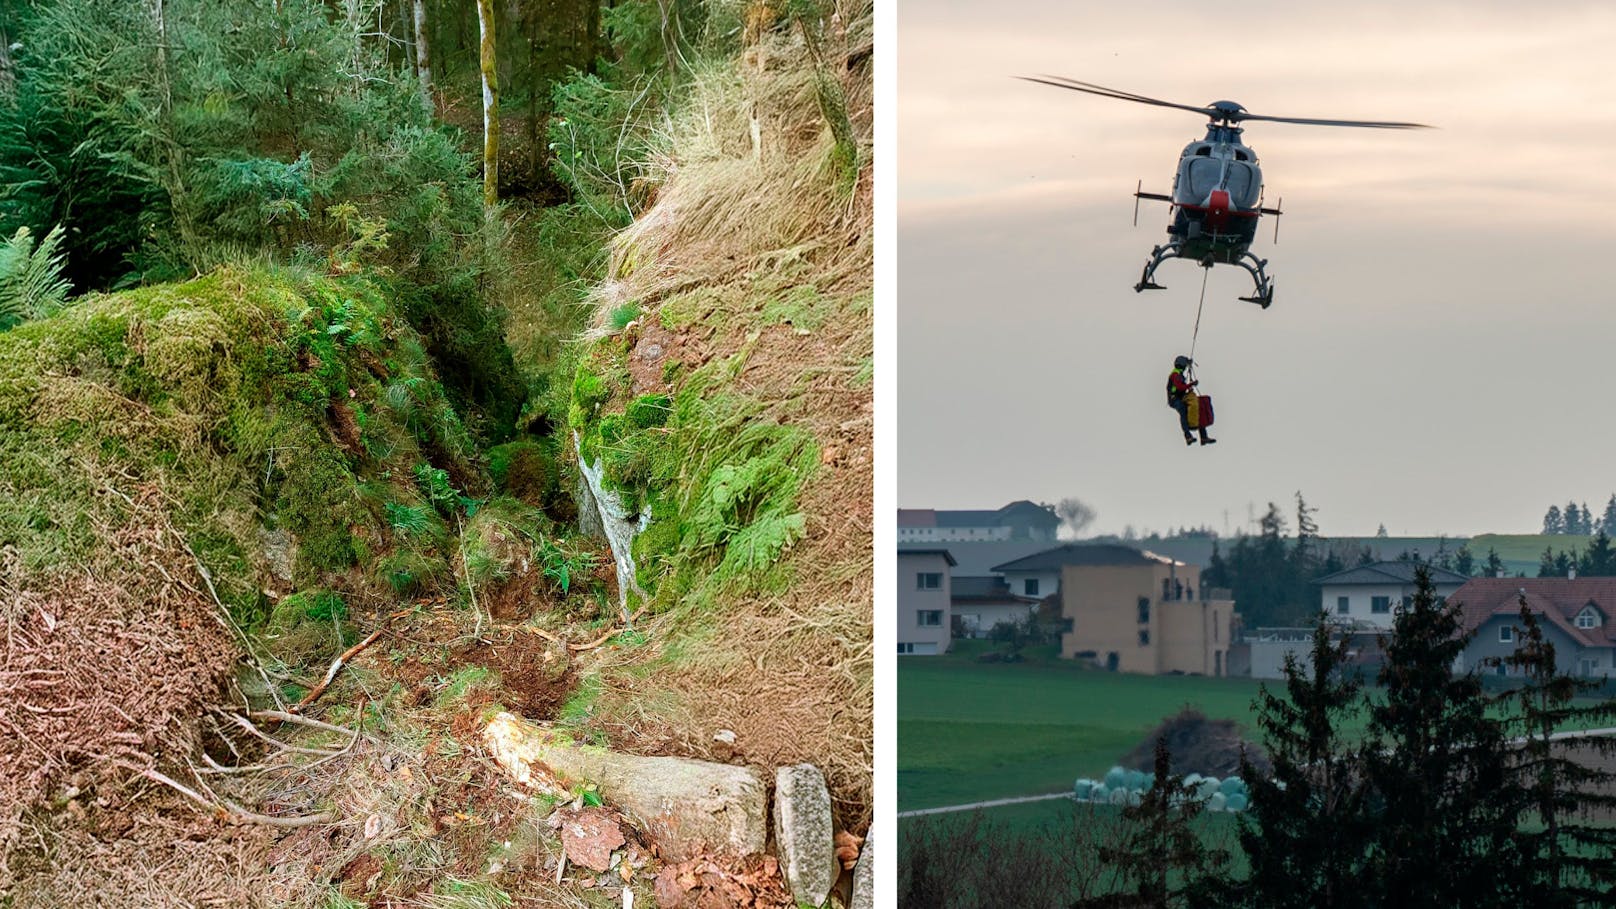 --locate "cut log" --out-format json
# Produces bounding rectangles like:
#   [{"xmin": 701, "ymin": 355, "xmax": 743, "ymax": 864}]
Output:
[{"xmin": 484, "ymin": 712, "xmax": 766, "ymax": 861}]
